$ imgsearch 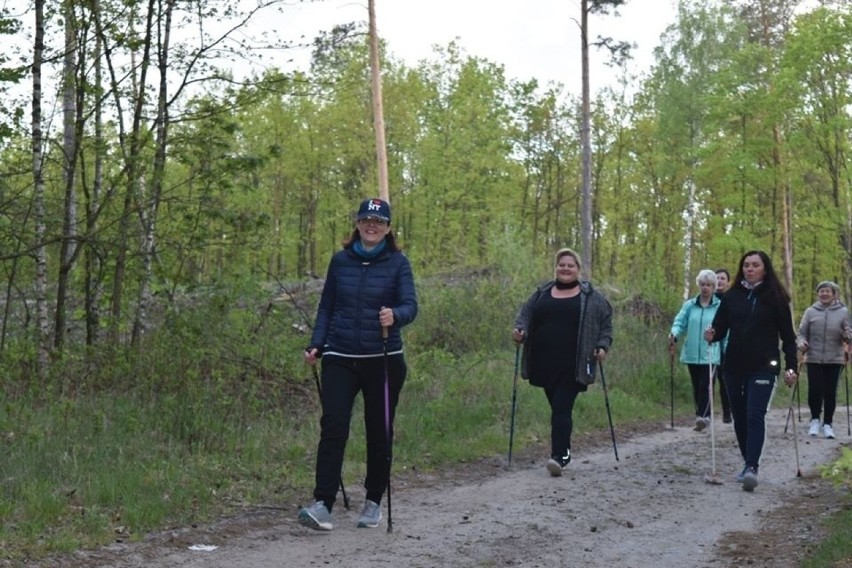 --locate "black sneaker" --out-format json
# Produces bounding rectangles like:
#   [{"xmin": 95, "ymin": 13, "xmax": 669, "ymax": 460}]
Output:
[{"xmin": 545, "ymin": 452, "xmax": 571, "ymax": 477}]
